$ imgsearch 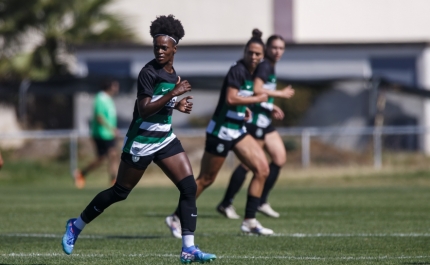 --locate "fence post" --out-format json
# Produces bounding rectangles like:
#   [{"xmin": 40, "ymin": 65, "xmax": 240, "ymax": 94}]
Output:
[
  {"xmin": 18, "ymin": 79, "xmax": 30, "ymax": 128},
  {"xmin": 301, "ymin": 129, "xmax": 311, "ymax": 168},
  {"xmin": 373, "ymin": 129, "xmax": 382, "ymax": 169},
  {"xmin": 70, "ymin": 131, "xmax": 78, "ymax": 178}
]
